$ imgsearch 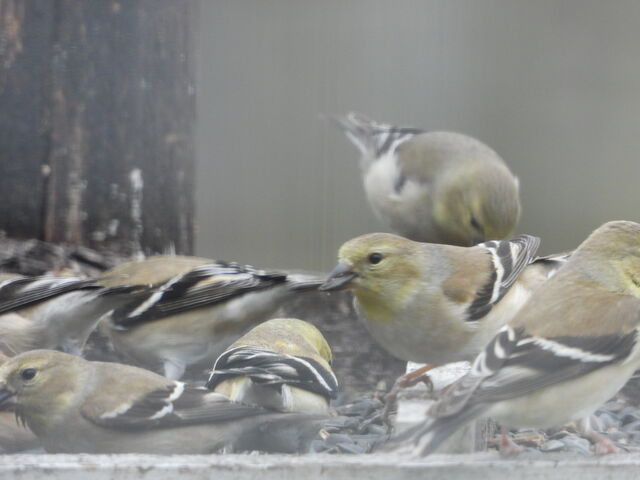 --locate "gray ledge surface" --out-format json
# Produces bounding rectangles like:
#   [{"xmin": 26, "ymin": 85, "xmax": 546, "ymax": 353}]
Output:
[{"xmin": 2, "ymin": 453, "xmax": 640, "ymax": 480}]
